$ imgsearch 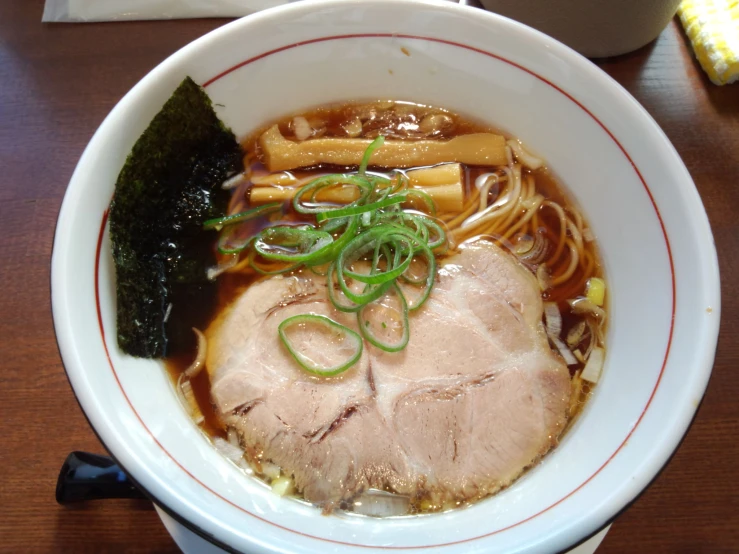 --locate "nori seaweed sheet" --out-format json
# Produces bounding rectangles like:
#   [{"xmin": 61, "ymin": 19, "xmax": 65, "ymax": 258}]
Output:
[{"xmin": 109, "ymin": 77, "xmax": 243, "ymax": 358}]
